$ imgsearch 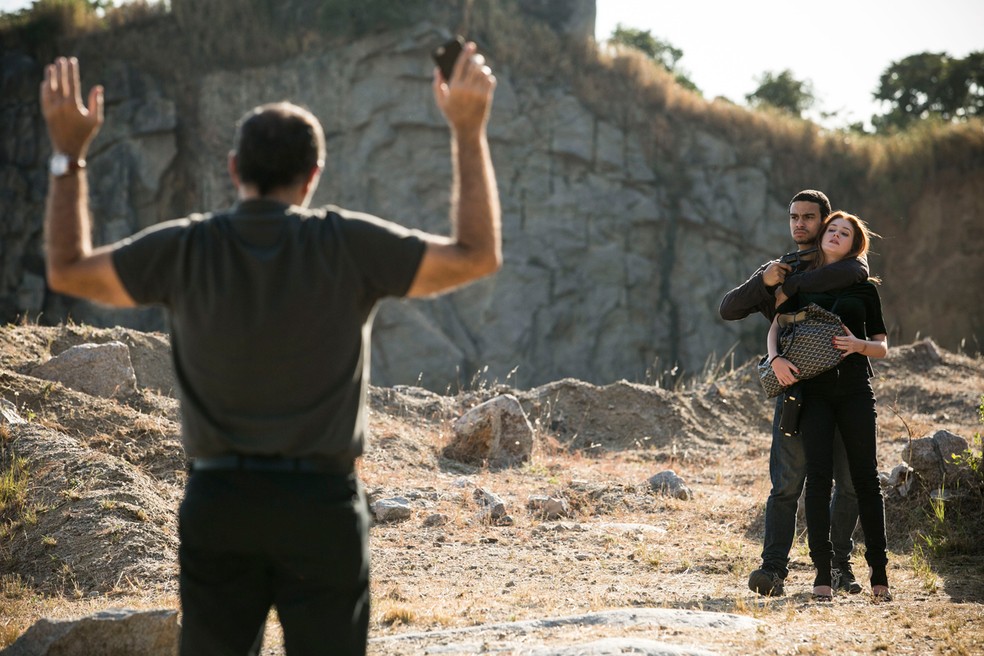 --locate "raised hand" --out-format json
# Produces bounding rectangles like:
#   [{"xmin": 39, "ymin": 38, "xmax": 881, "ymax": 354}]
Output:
[
  {"xmin": 40, "ymin": 57, "xmax": 103, "ymax": 159},
  {"xmin": 432, "ymin": 42, "xmax": 496, "ymax": 135}
]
